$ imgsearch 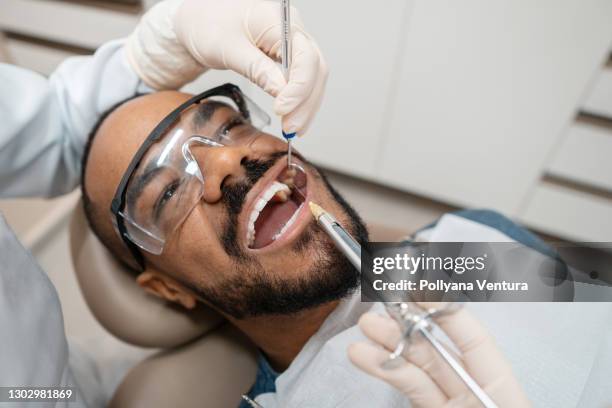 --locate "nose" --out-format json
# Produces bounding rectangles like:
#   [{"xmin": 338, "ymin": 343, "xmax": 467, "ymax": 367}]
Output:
[{"xmin": 193, "ymin": 144, "xmax": 251, "ymax": 203}]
